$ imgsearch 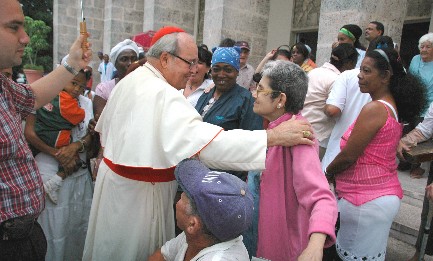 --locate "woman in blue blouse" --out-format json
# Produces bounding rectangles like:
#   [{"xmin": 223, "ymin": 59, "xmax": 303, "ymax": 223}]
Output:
[{"xmin": 195, "ymin": 47, "xmax": 262, "ymax": 132}]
